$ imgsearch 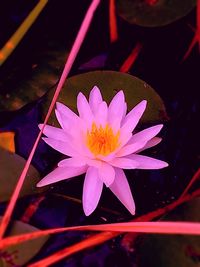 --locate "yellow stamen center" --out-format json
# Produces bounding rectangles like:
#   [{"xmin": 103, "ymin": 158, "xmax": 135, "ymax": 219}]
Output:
[{"xmin": 86, "ymin": 123, "xmax": 120, "ymax": 156}]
